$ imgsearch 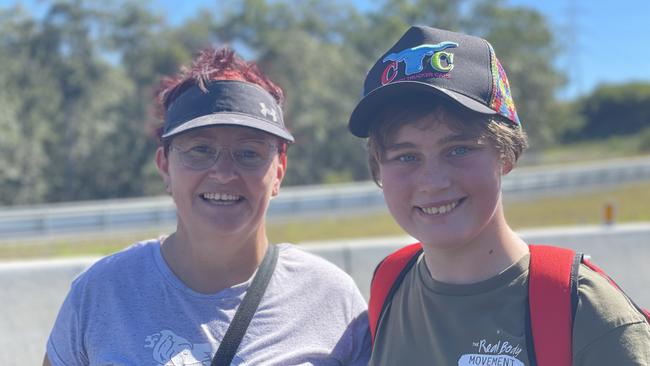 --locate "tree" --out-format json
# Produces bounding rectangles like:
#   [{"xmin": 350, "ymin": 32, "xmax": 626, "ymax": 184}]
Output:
[
  {"xmin": 573, "ymin": 82, "xmax": 650, "ymax": 140},
  {"xmin": 0, "ymin": 1, "xmax": 217, "ymax": 205},
  {"xmin": 104, "ymin": 2, "xmax": 213, "ymax": 197},
  {"xmin": 215, "ymin": 0, "xmax": 371, "ymax": 184},
  {"xmin": 0, "ymin": 0, "xmax": 570, "ymax": 205},
  {"xmin": 0, "ymin": 7, "xmax": 60, "ymax": 204}
]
